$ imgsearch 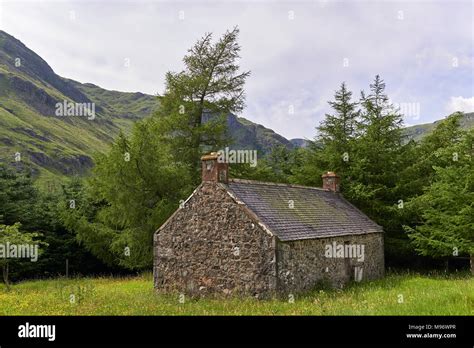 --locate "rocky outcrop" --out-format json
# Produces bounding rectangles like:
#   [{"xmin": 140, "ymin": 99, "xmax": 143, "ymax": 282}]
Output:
[
  {"xmin": 27, "ymin": 151, "xmax": 93, "ymax": 175},
  {"xmin": 8, "ymin": 75, "xmax": 59, "ymax": 115}
]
